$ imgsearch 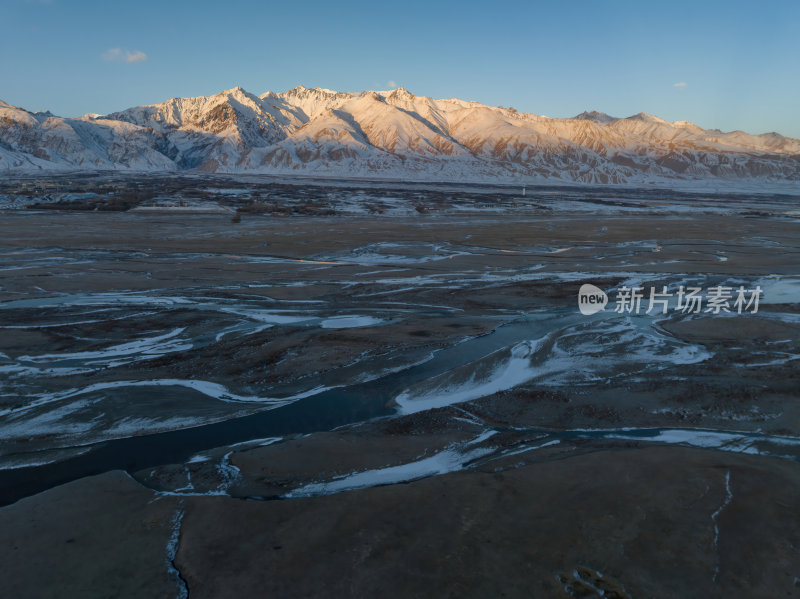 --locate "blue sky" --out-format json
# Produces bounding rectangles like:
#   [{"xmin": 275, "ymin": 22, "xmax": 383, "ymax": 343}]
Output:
[{"xmin": 2, "ymin": 0, "xmax": 799, "ymax": 137}]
